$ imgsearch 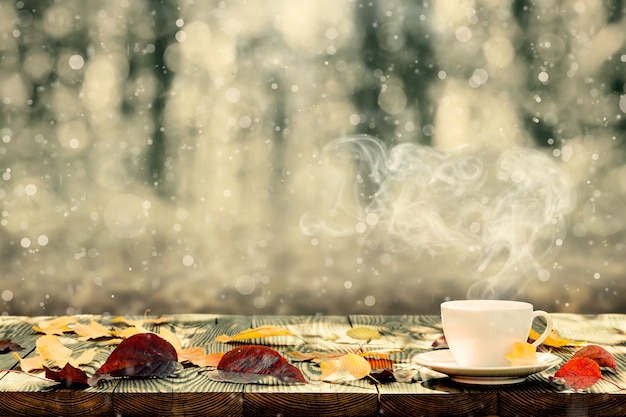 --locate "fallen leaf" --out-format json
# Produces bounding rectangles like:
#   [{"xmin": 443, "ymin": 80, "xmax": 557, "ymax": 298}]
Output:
[
  {"xmin": 179, "ymin": 348, "xmax": 223, "ymax": 367},
  {"xmin": 13, "ymin": 352, "xmax": 45, "ymax": 372},
  {"xmin": 36, "ymin": 335, "xmax": 73, "ymax": 368},
  {"xmin": 431, "ymin": 335, "xmax": 448, "ymax": 350},
  {"xmin": 69, "ymin": 348, "xmax": 100, "ymax": 368},
  {"xmin": 346, "ymin": 327, "xmax": 381, "ymax": 341},
  {"xmin": 215, "ymin": 325, "xmax": 295, "ymax": 343},
  {"xmin": 550, "ymin": 357, "xmax": 602, "ymax": 390},
  {"xmin": 72, "ymin": 321, "xmax": 114, "ymax": 341},
  {"xmin": 0, "ymin": 338, "xmax": 23, "ymax": 353},
  {"xmin": 206, "ymin": 345, "xmax": 307, "ymax": 384},
  {"xmin": 529, "ymin": 328, "xmax": 578, "ymax": 348},
  {"xmin": 158, "ymin": 327, "xmax": 182, "ymax": 352},
  {"xmin": 45, "ymin": 363, "xmax": 89, "ymax": 388},
  {"xmin": 110, "ymin": 326, "xmax": 144, "ymax": 339},
  {"xmin": 505, "ymin": 341, "xmax": 538, "ymax": 366},
  {"xmin": 32, "ymin": 316, "xmax": 75, "ymax": 335},
  {"xmin": 320, "ymin": 353, "xmax": 371, "ymax": 382},
  {"xmin": 571, "ymin": 345, "xmax": 617, "ymax": 372},
  {"xmin": 89, "ymin": 333, "xmax": 181, "ymax": 386}
]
